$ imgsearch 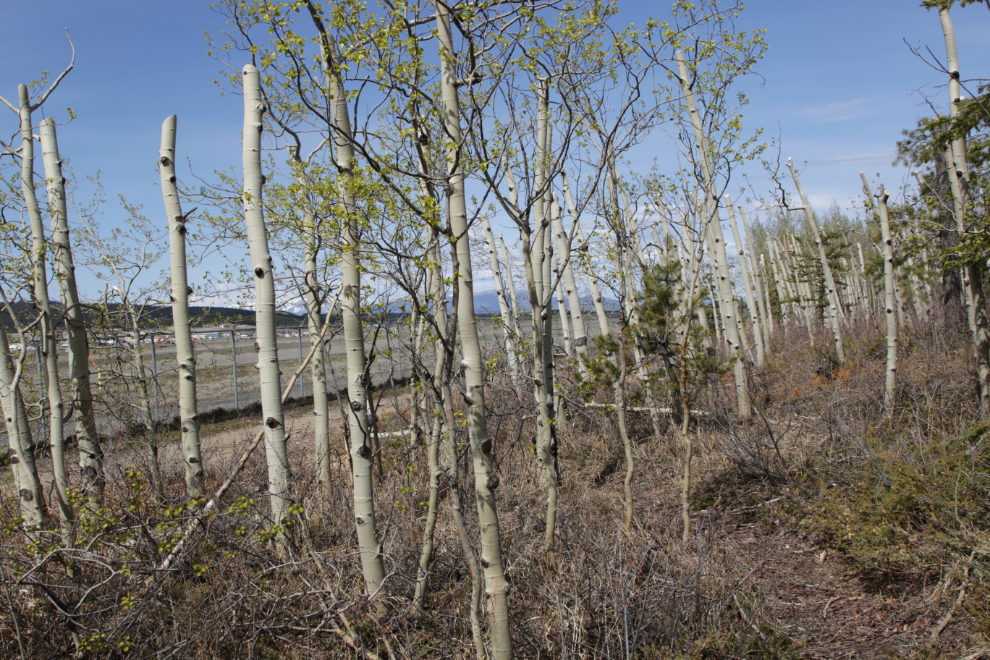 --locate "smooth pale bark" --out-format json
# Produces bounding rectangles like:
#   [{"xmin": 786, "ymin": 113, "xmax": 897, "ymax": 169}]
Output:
[
  {"xmin": 774, "ymin": 241, "xmax": 802, "ymax": 334},
  {"xmin": 413, "ymin": 229, "xmax": 445, "ymax": 611},
  {"xmin": 289, "ymin": 146, "xmax": 333, "ymax": 503},
  {"xmin": 160, "ymin": 115, "xmax": 205, "ymax": 499},
  {"xmin": 675, "ymin": 50, "xmax": 749, "ymax": 418},
  {"xmin": 609, "ymin": 164, "xmax": 664, "ymax": 435},
  {"xmin": 0, "ymin": 323, "xmax": 44, "ymax": 526},
  {"xmin": 740, "ymin": 208, "xmax": 772, "ymax": 349},
  {"xmin": 562, "ymin": 173, "xmax": 611, "ymax": 339},
  {"xmin": 436, "ymin": 5, "xmax": 512, "ymax": 654},
  {"xmin": 769, "ymin": 247, "xmax": 790, "ymax": 328},
  {"xmin": 788, "ymin": 158, "xmax": 844, "ymax": 361},
  {"xmin": 527, "ymin": 77, "xmax": 559, "ymax": 572},
  {"xmin": 857, "ymin": 243, "xmax": 873, "ymax": 320},
  {"xmin": 304, "ymin": 1, "xmax": 386, "ymax": 592},
  {"xmin": 551, "ymin": 253, "xmax": 574, "ymax": 359},
  {"xmin": 241, "ymin": 66, "xmax": 291, "ymax": 545},
  {"xmin": 538, "ymin": 130, "xmax": 559, "ymax": 557},
  {"xmin": 497, "ymin": 234, "xmax": 526, "ymax": 374},
  {"xmin": 683, "ymin": 219, "xmax": 712, "ymax": 349},
  {"xmin": 40, "ymin": 117, "xmax": 103, "ymax": 498},
  {"xmin": 551, "ymin": 193, "xmax": 589, "ymax": 374},
  {"xmin": 19, "ymin": 85, "xmax": 71, "ymax": 531},
  {"xmin": 305, "ymin": 13, "xmax": 389, "ymax": 592},
  {"xmin": 725, "ymin": 197, "xmax": 764, "ymax": 367},
  {"xmin": 905, "ymin": 252, "xmax": 930, "ymax": 323},
  {"xmin": 783, "ymin": 238, "xmax": 815, "ymax": 343},
  {"xmin": 936, "ymin": 9, "xmax": 990, "ymax": 406},
  {"xmin": 878, "ymin": 191, "xmax": 897, "ymax": 410},
  {"xmin": 481, "ymin": 214, "xmax": 522, "ymax": 390}
]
